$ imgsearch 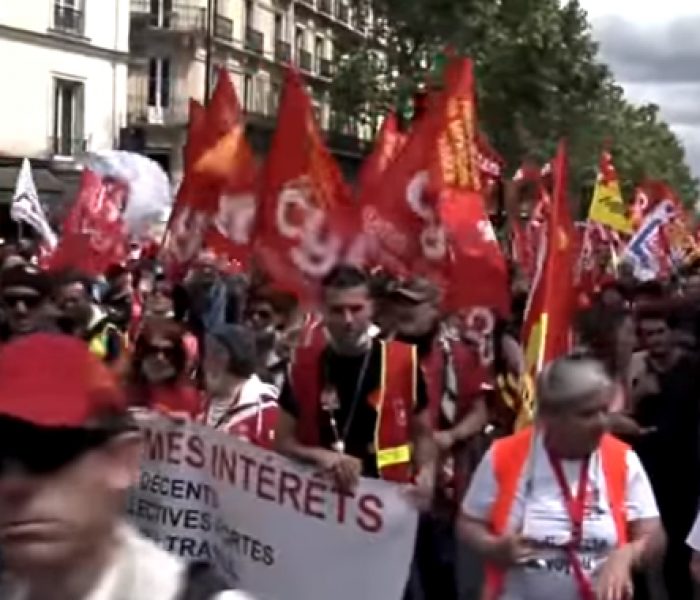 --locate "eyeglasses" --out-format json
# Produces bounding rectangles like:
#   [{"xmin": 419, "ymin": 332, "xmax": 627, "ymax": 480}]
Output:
[
  {"xmin": 0, "ymin": 426, "xmax": 112, "ymax": 478},
  {"xmin": 143, "ymin": 344, "xmax": 178, "ymax": 361},
  {"xmin": 1, "ymin": 293, "xmax": 43, "ymax": 310}
]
